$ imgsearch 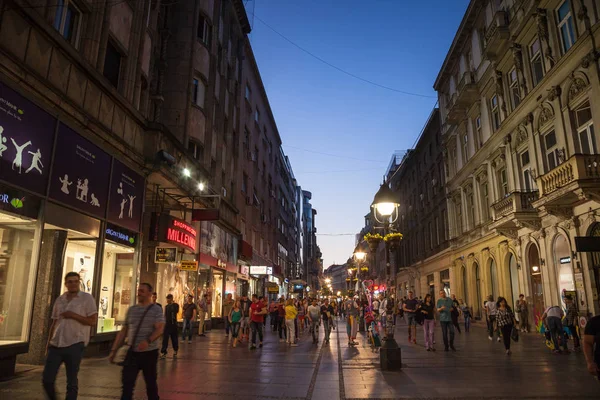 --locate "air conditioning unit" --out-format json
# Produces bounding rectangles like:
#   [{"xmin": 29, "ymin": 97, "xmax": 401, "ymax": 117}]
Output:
[{"xmin": 245, "ymin": 196, "xmax": 252, "ymax": 205}]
